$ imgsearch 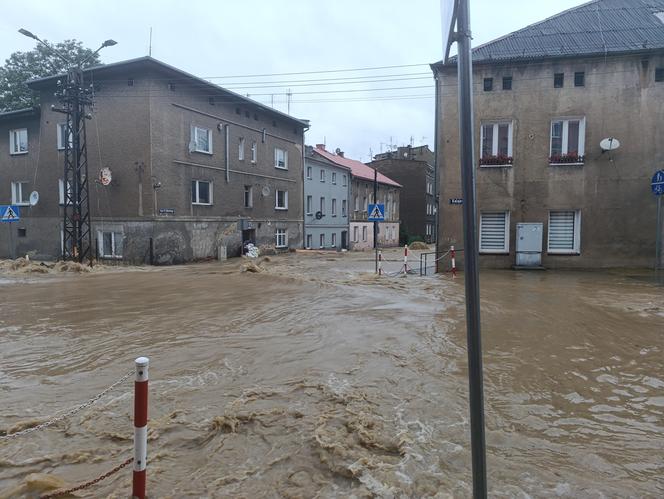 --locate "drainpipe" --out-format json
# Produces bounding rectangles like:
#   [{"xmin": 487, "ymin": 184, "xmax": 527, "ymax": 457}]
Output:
[
  {"xmin": 224, "ymin": 124, "xmax": 230, "ymax": 183},
  {"xmin": 433, "ymin": 68, "xmax": 441, "ymax": 270}
]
